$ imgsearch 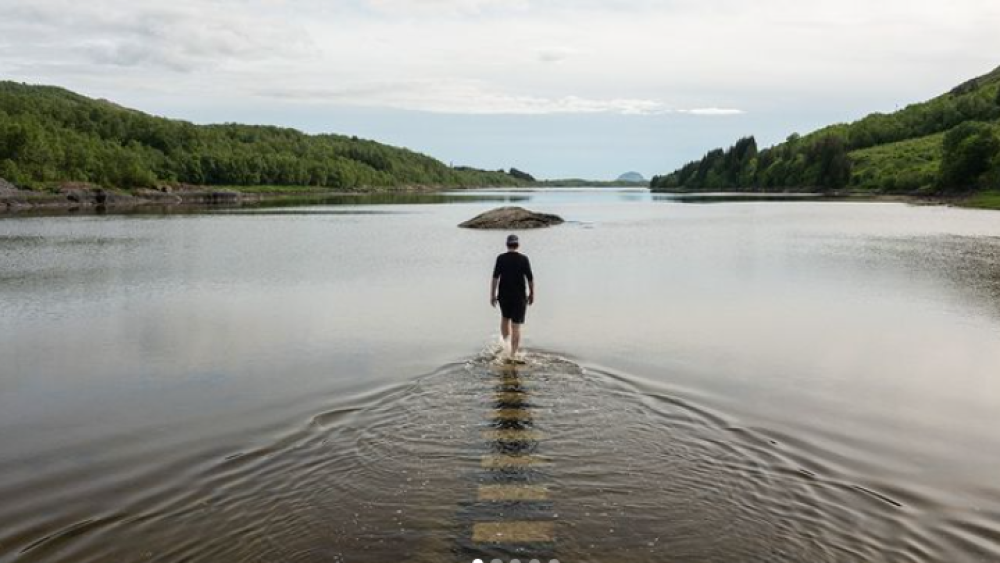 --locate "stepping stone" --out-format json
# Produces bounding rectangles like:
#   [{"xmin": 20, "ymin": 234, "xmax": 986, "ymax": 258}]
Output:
[
  {"xmin": 492, "ymin": 391, "xmax": 530, "ymax": 404},
  {"xmin": 477, "ymin": 485, "xmax": 550, "ymax": 501},
  {"xmin": 472, "ymin": 521, "xmax": 556, "ymax": 544},
  {"xmin": 481, "ymin": 429, "xmax": 543, "ymax": 442},
  {"xmin": 487, "ymin": 409, "xmax": 533, "ymax": 421},
  {"xmin": 481, "ymin": 454, "xmax": 549, "ymax": 469}
]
